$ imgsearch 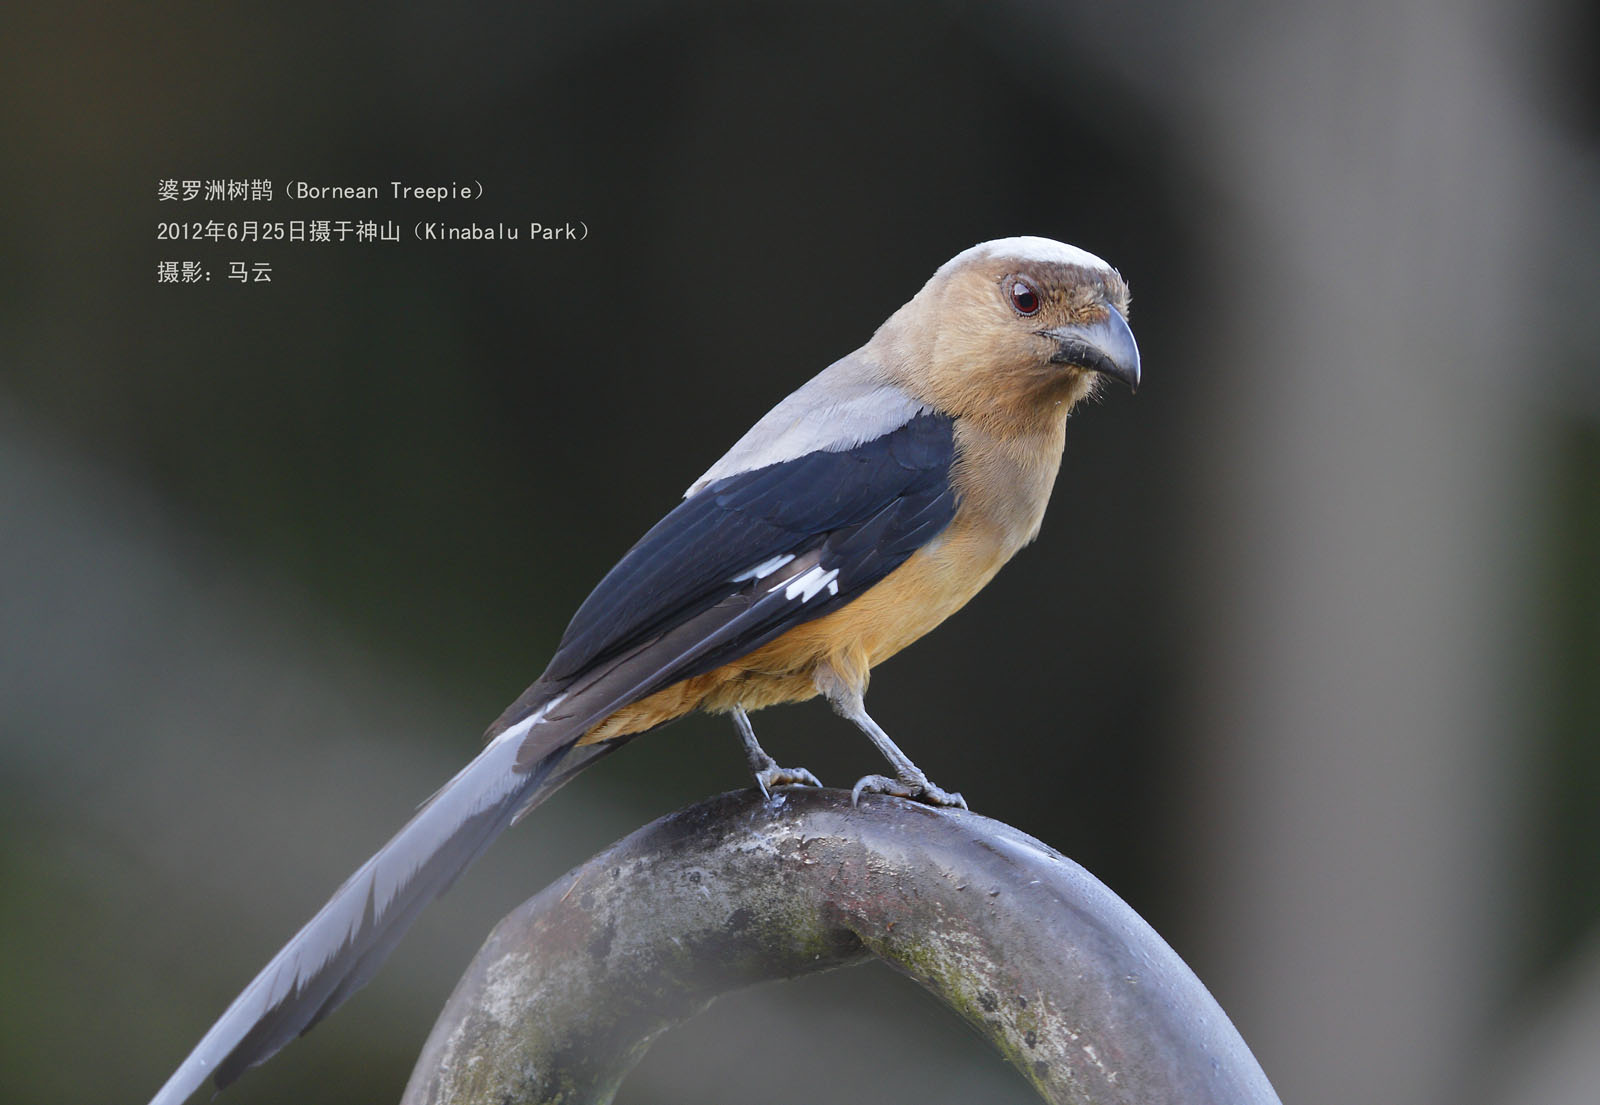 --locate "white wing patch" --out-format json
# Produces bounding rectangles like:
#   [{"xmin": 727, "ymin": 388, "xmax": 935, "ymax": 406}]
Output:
[
  {"xmin": 731, "ymin": 553, "xmax": 796, "ymax": 583},
  {"xmin": 774, "ymin": 565, "xmax": 840, "ymax": 603}
]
